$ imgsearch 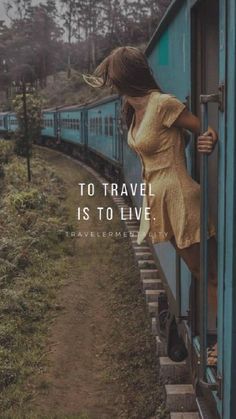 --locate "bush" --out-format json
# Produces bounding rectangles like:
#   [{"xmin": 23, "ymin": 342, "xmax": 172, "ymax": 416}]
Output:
[{"xmin": 9, "ymin": 189, "xmax": 47, "ymax": 211}]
